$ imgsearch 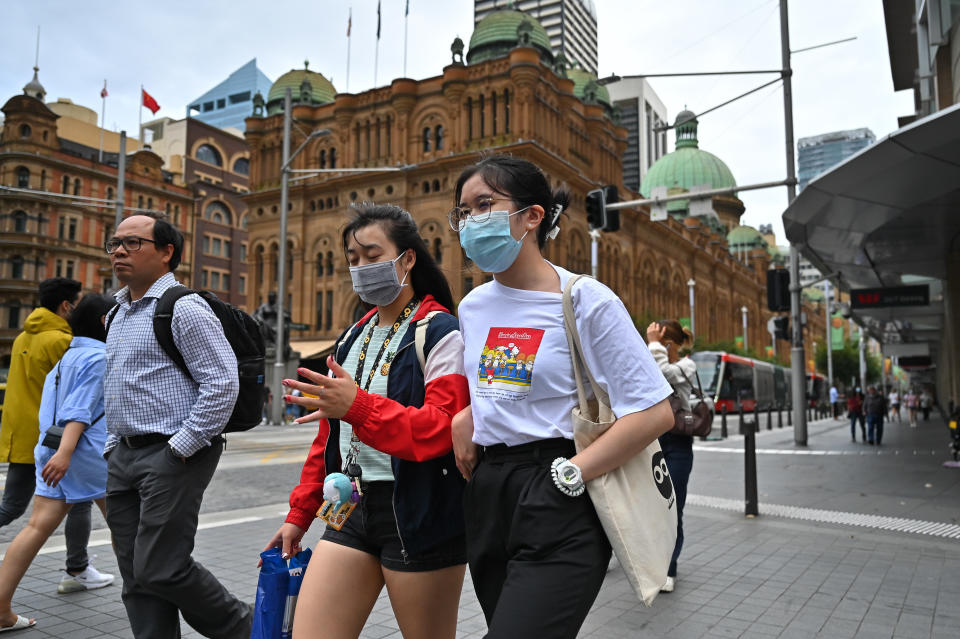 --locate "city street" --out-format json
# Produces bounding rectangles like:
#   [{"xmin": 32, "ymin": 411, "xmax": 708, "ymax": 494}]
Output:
[{"xmin": 1, "ymin": 412, "xmax": 957, "ymax": 638}]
